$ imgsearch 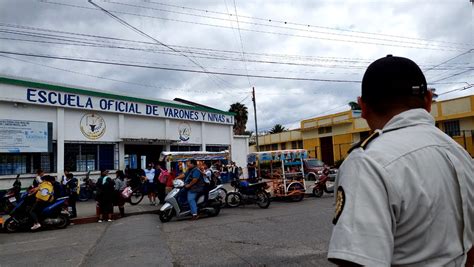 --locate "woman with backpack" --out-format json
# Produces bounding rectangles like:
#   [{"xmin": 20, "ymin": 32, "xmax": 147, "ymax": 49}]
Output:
[
  {"xmin": 96, "ymin": 169, "xmax": 115, "ymax": 222},
  {"xmin": 29, "ymin": 175, "xmax": 55, "ymax": 230}
]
